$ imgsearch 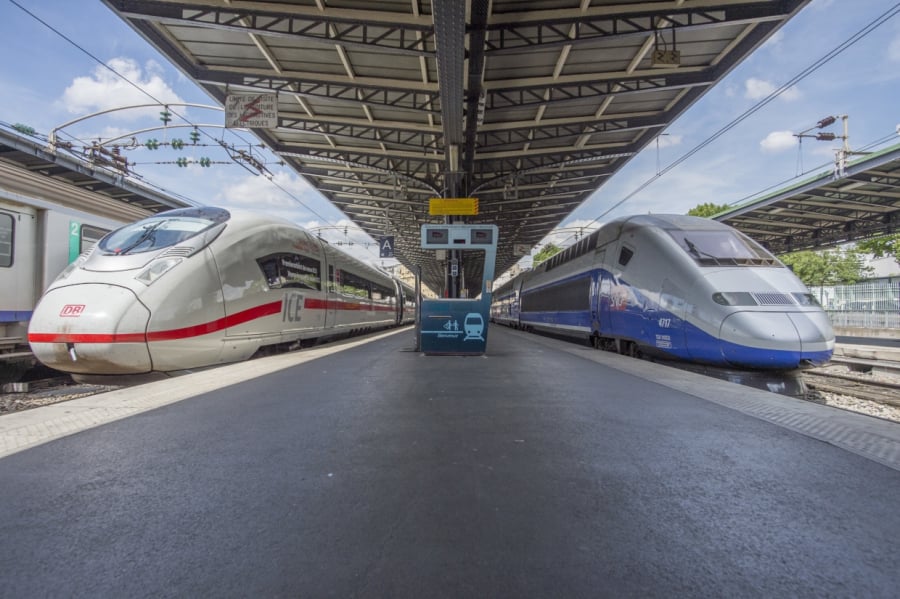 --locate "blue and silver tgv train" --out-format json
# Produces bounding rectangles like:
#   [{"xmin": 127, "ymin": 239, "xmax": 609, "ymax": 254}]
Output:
[{"xmin": 491, "ymin": 214, "xmax": 834, "ymax": 370}]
